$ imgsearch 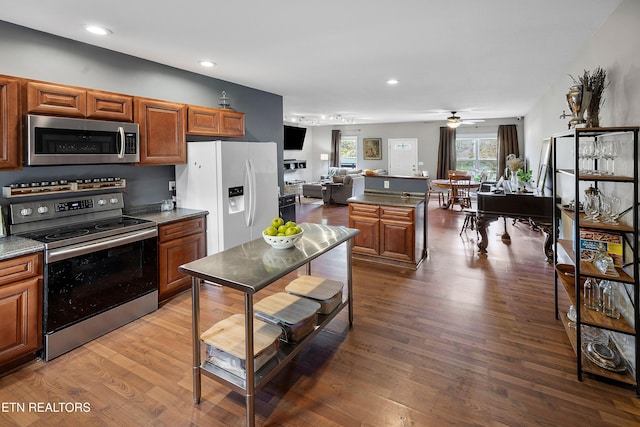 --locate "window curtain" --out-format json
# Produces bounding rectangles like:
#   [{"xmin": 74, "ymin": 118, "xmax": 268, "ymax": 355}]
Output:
[
  {"xmin": 436, "ymin": 127, "xmax": 457, "ymax": 179},
  {"xmin": 330, "ymin": 129, "xmax": 341, "ymax": 167},
  {"xmin": 497, "ymin": 124, "xmax": 519, "ymax": 177}
]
